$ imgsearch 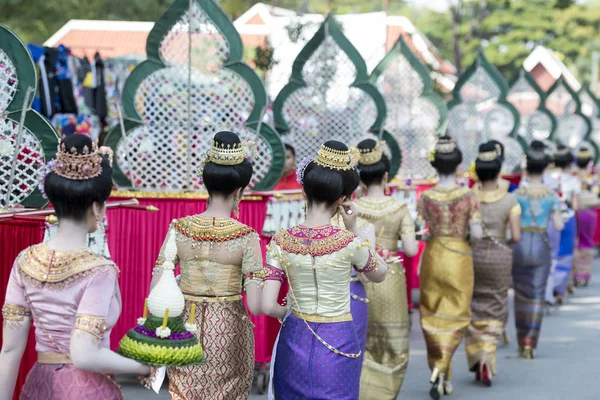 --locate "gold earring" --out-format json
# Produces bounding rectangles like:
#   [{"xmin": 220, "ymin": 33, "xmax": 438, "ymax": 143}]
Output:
[
  {"xmin": 384, "ymin": 182, "xmax": 390, "ymax": 196},
  {"xmin": 303, "ymin": 202, "xmax": 307, "ymax": 219},
  {"xmin": 337, "ymin": 207, "xmax": 342, "ymax": 225},
  {"xmin": 233, "ymin": 196, "xmax": 240, "ymax": 219}
]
